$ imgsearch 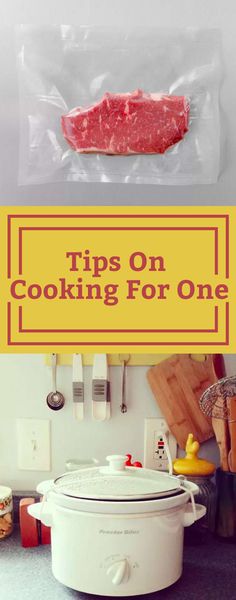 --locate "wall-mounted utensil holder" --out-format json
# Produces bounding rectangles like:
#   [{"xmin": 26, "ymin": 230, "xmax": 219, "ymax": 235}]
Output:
[{"xmin": 44, "ymin": 353, "xmax": 173, "ymax": 367}]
